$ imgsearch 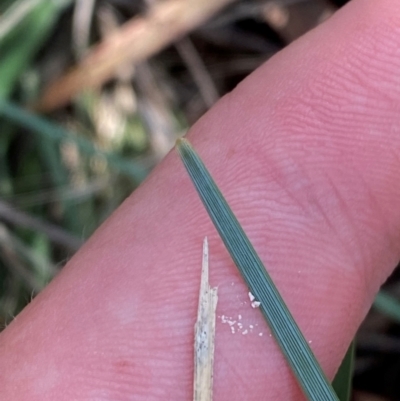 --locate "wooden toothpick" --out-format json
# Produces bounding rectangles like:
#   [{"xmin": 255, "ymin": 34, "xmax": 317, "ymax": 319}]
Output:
[{"xmin": 193, "ymin": 237, "xmax": 218, "ymax": 401}]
